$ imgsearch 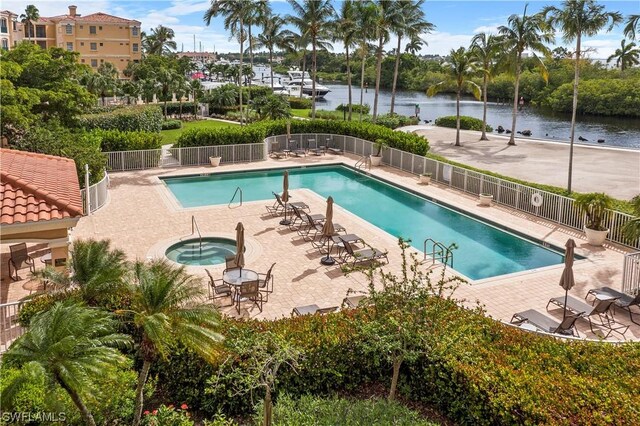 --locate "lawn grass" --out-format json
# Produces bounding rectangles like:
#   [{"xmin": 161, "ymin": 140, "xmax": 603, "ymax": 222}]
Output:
[
  {"xmin": 161, "ymin": 119, "xmax": 239, "ymax": 144},
  {"xmin": 291, "ymin": 108, "xmax": 368, "ymax": 121}
]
